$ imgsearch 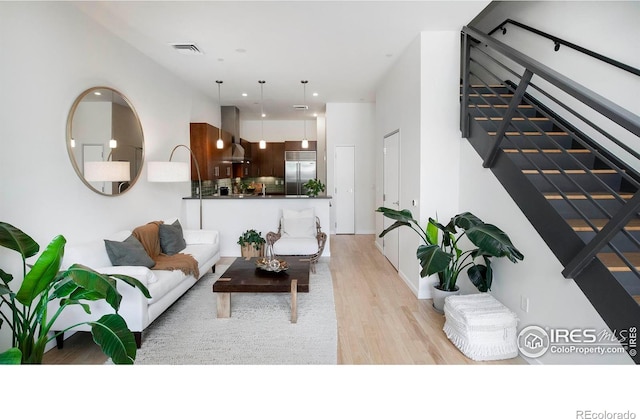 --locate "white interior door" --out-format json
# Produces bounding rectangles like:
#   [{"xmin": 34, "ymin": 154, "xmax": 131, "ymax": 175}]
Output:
[
  {"xmin": 335, "ymin": 145, "xmax": 355, "ymax": 234},
  {"xmin": 383, "ymin": 131, "xmax": 400, "ymax": 270}
]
